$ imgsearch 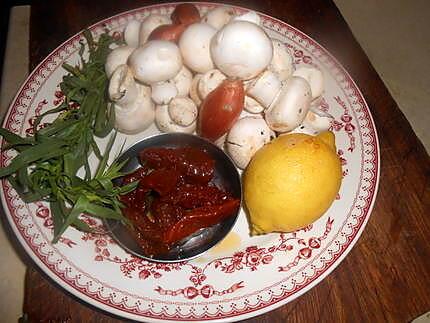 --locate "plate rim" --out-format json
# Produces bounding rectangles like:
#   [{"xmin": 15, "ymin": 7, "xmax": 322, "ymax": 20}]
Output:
[{"xmin": 0, "ymin": 2, "xmax": 380, "ymax": 322}]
